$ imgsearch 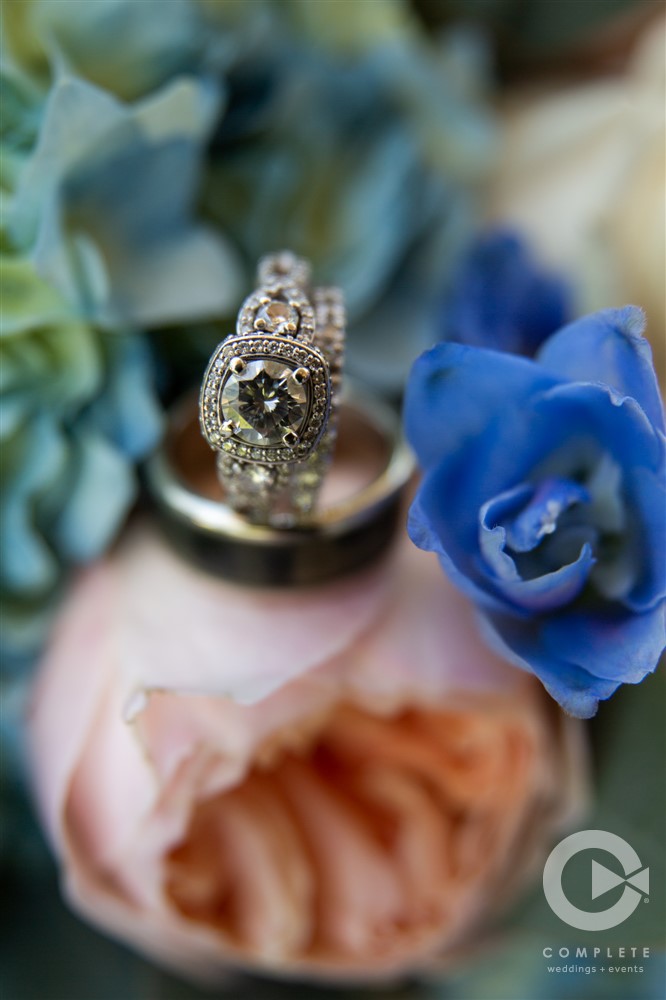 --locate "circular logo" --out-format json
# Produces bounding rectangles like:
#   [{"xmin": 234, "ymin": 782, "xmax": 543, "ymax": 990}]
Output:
[{"xmin": 543, "ymin": 830, "xmax": 649, "ymax": 931}]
